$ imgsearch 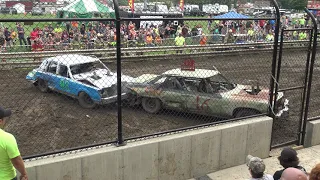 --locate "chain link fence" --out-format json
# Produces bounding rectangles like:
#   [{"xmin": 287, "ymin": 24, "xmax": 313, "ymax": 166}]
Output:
[{"xmin": 0, "ymin": 0, "xmax": 317, "ymax": 157}]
